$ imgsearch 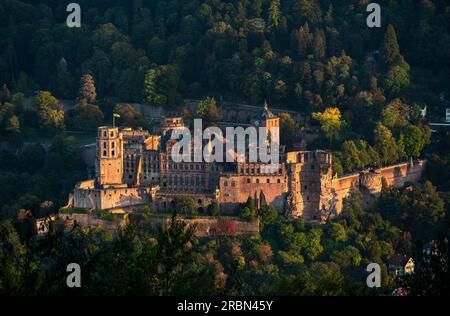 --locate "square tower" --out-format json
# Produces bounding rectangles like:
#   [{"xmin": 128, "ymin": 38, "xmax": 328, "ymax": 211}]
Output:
[{"xmin": 96, "ymin": 126, "xmax": 124, "ymax": 186}]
